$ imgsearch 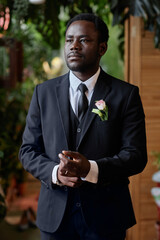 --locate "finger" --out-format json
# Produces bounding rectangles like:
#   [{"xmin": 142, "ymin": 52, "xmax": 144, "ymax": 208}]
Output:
[
  {"xmin": 59, "ymin": 154, "xmax": 79, "ymax": 170},
  {"xmin": 58, "ymin": 176, "xmax": 82, "ymax": 188},
  {"xmin": 67, "ymin": 176, "xmax": 80, "ymax": 182},
  {"xmin": 58, "ymin": 153, "xmax": 70, "ymax": 163},
  {"xmin": 65, "ymin": 181, "xmax": 82, "ymax": 188},
  {"xmin": 62, "ymin": 150, "xmax": 80, "ymax": 160},
  {"xmin": 68, "ymin": 177, "xmax": 83, "ymax": 187},
  {"xmin": 59, "ymin": 159, "xmax": 65, "ymax": 168},
  {"xmin": 60, "ymin": 166, "xmax": 79, "ymax": 177},
  {"xmin": 60, "ymin": 176, "xmax": 80, "ymax": 183},
  {"xmin": 59, "ymin": 160, "xmax": 66, "ymax": 173}
]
